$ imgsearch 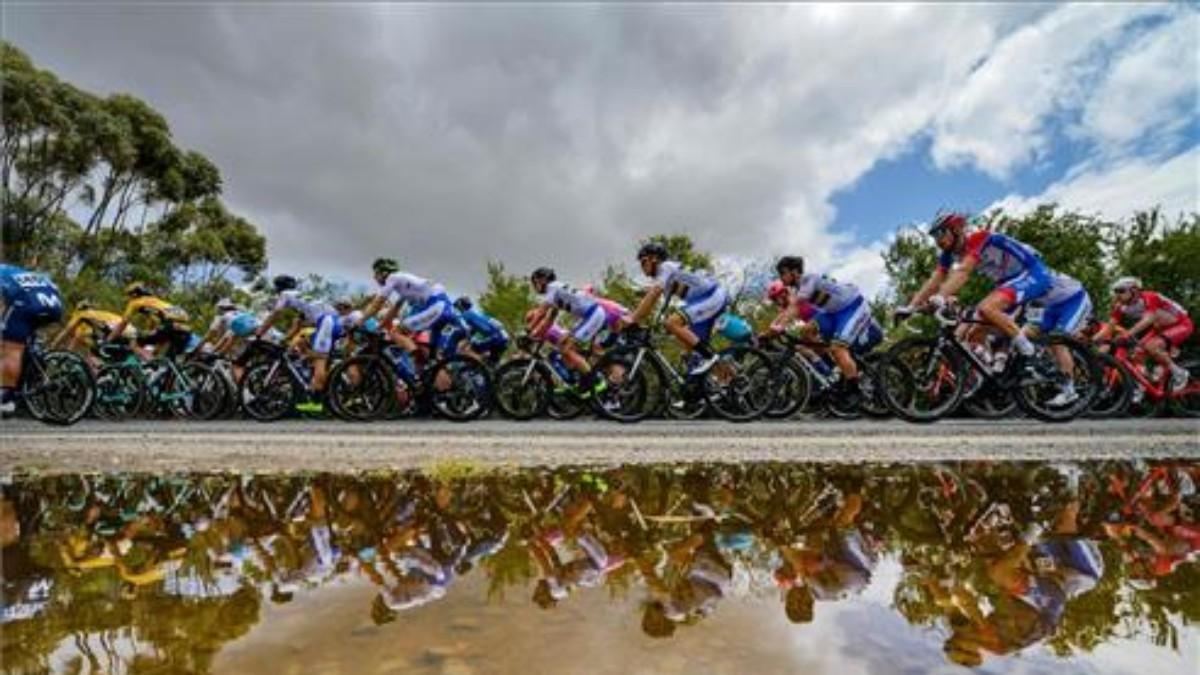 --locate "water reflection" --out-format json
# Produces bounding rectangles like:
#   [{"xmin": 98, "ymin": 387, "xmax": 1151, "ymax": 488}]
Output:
[{"xmin": 2, "ymin": 461, "xmax": 1196, "ymax": 673}]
